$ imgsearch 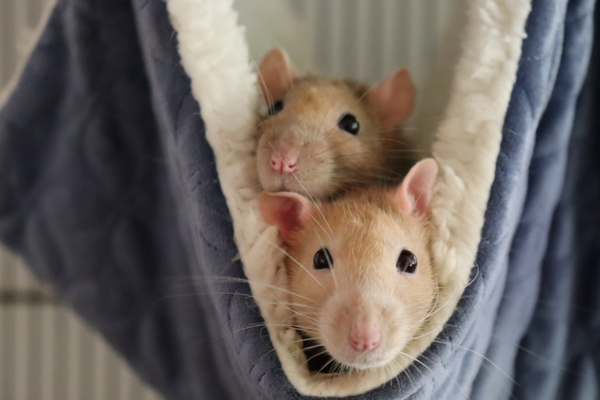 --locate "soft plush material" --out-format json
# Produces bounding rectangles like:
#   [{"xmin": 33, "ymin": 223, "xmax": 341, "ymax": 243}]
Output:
[{"xmin": 0, "ymin": 0, "xmax": 596, "ymax": 398}]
